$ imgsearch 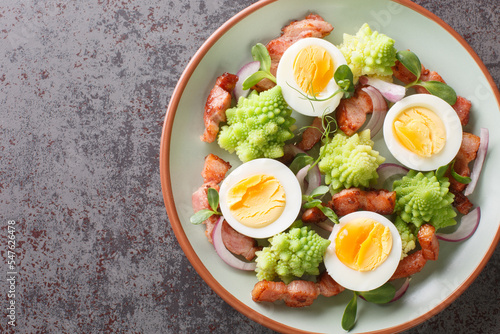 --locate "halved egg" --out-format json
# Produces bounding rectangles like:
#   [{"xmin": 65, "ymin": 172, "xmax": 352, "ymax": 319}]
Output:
[
  {"xmin": 276, "ymin": 37, "xmax": 347, "ymax": 117},
  {"xmin": 383, "ymin": 94, "xmax": 462, "ymax": 171},
  {"xmin": 218, "ymin": 158, "xmax": 302, "ymax": 239},
  {"xmin": 323, "ymin": 211, "xmax": 402, "ymax": 292}
]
